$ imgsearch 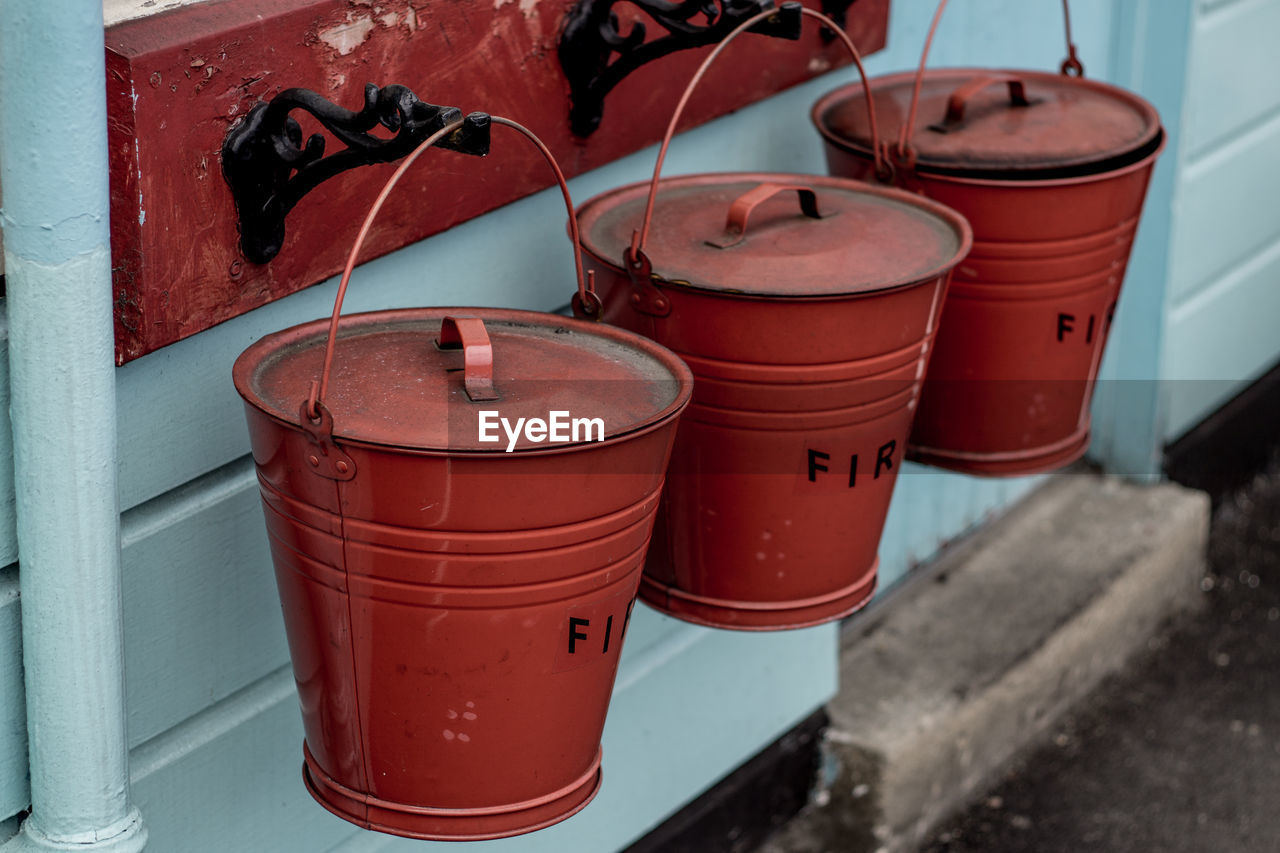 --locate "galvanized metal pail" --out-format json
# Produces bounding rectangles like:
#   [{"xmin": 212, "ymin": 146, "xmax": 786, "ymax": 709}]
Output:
[
  {"xmin": 233, "ymin": 119, "xmax": 692, "ymax": 840},
  {"xmin": 576, "ymin": 11, "xmax": 972, "ymax": 629},
  {"xmin": 811, "ymin": 0, "xmax": 1165, "ymax": 475}
]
